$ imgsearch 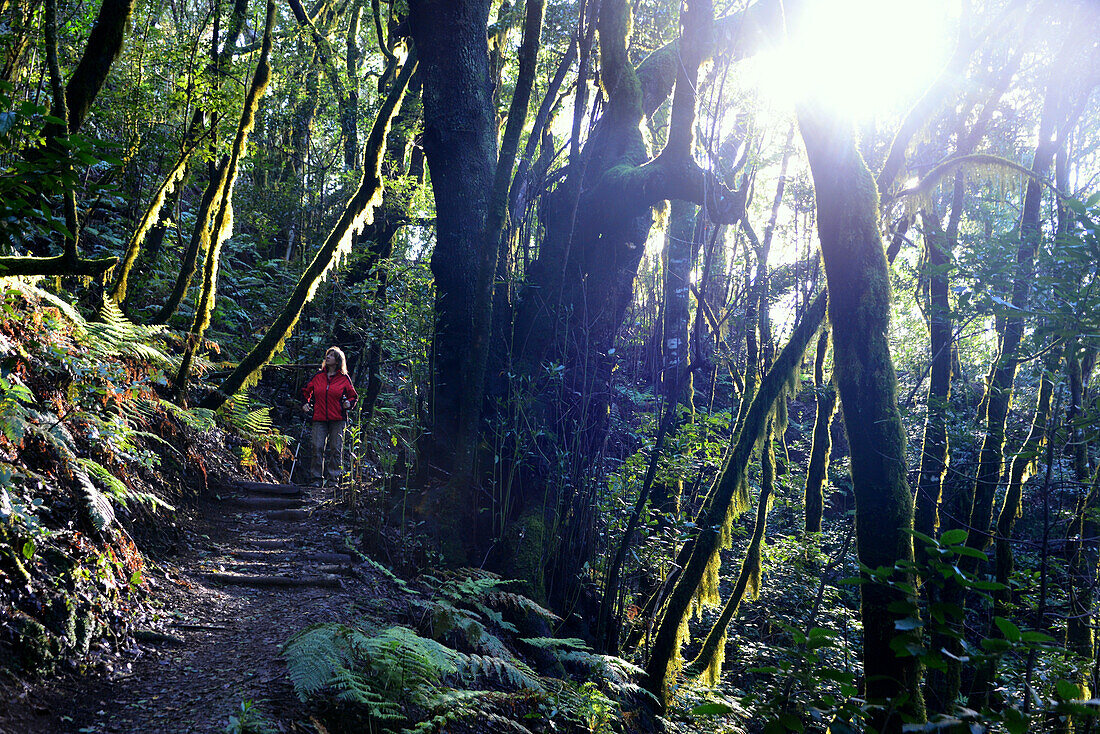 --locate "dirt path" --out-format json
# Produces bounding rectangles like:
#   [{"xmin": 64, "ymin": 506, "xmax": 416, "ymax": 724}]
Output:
[{"xmin": 4, "ymin": 481, "xmax": 391, "ymax": 734}]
